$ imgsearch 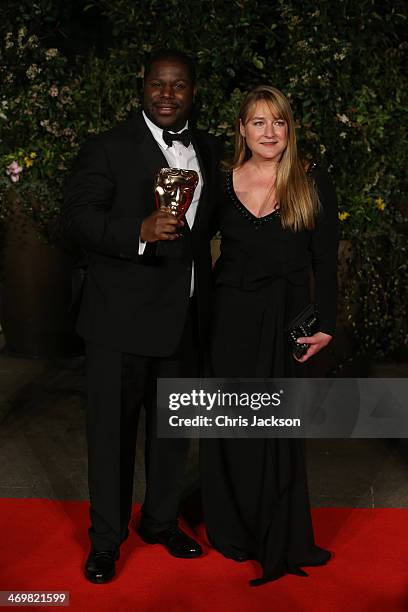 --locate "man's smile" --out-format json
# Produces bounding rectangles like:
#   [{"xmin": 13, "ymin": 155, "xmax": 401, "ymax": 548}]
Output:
[{"xmin": 155, "ymin": 104, "xmax": 179, "ymax": 115}]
